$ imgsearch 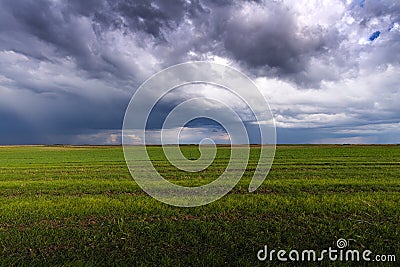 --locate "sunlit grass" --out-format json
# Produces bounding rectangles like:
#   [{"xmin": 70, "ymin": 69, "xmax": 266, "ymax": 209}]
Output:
[{"xmin": 0, "ymin": 145, "xmax": 399, "ymax": 266}]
